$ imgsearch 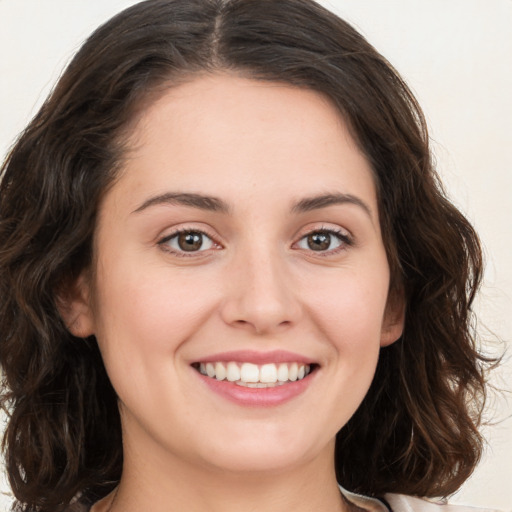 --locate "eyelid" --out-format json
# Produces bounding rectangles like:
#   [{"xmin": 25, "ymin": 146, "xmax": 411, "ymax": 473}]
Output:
[
  {"xmin": 292, "ymin": 224, "xmax": 354, "ymax": 254},
  {"xmin": 157, "ymin": 225, "xmax": 223, "ymax": 256}
]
